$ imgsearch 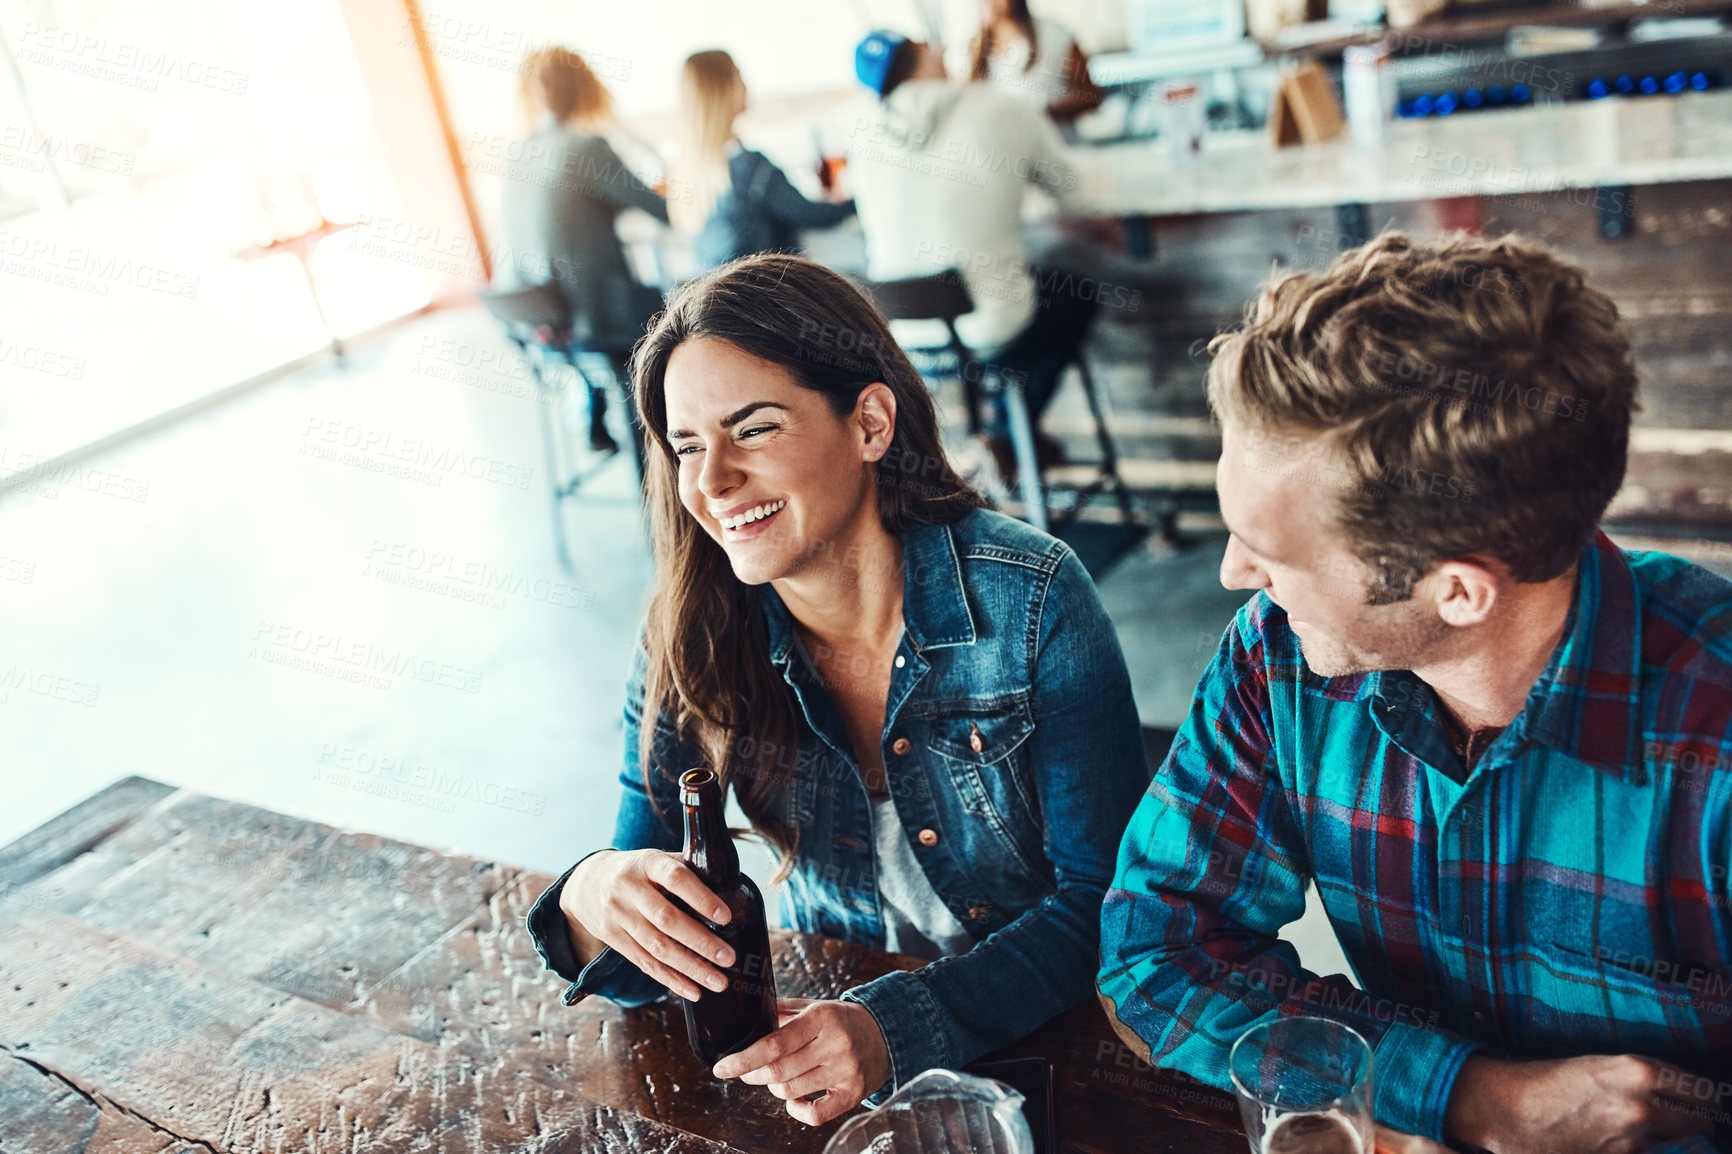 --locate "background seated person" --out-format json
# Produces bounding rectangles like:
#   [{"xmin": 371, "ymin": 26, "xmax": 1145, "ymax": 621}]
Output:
[
  {"xmin": 526, "ymin": 254, "xmax": 1147, "ymax": 1126},
  {"xmin": 499, "ymin": 47, "xmax": 668, "ymax": 458},
  {"xmin": 850, "ymin": 31, "xmax": 1092, "ymax": 484},
  {"xmin": 1098, "ymin": 232, "xmax": 1732, "ymax": 1153},
  {"xmin": 672, "ymin": 49, "xmax": 855, "ymax": 271},
  {"xmin": 952, "ymin": 0, "xmax": 1104, "ymax": 124}
]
